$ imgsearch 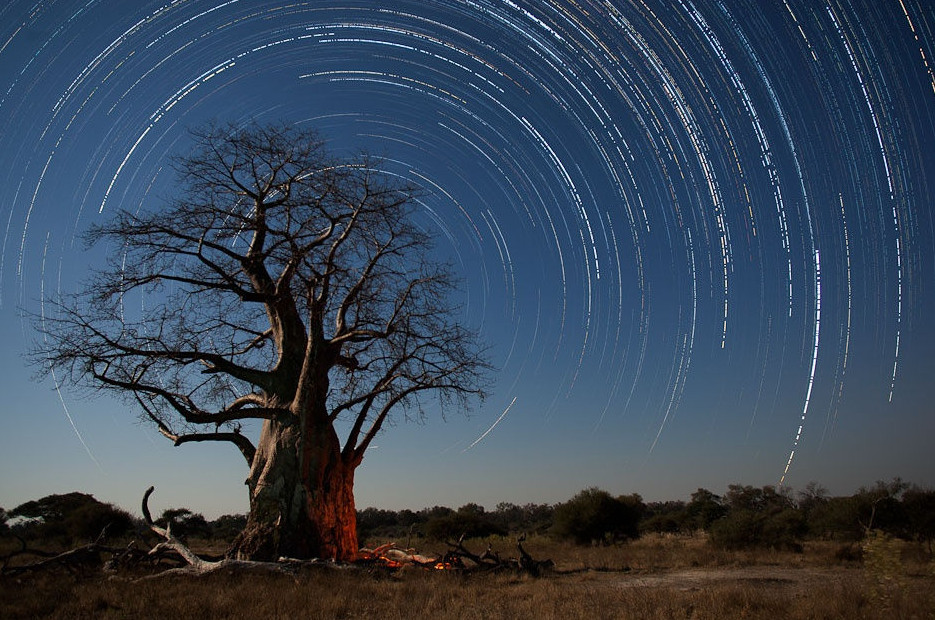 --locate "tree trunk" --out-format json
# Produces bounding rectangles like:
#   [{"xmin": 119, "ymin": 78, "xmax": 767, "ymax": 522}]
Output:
[{"xmin": 230, "ymin": 417, "xmax": 359, "ymax": 561}]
